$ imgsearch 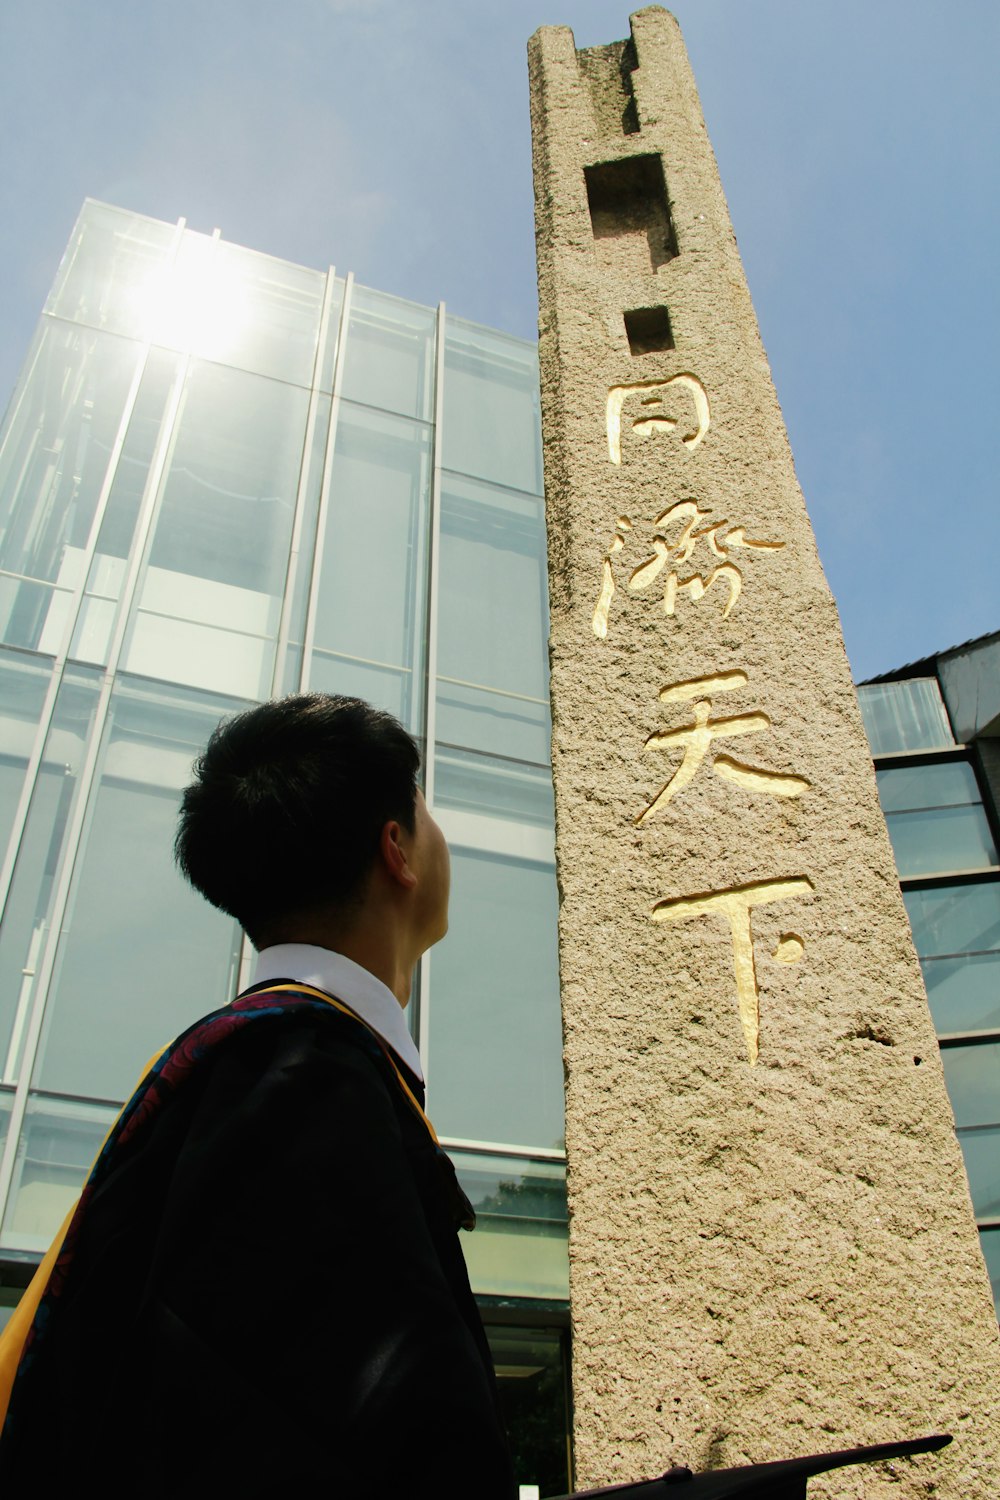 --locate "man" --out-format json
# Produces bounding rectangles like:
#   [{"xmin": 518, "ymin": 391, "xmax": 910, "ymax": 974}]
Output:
[{"xmin": 0, "ymin": 694, "xmax": 515, "ymax": 1498}]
